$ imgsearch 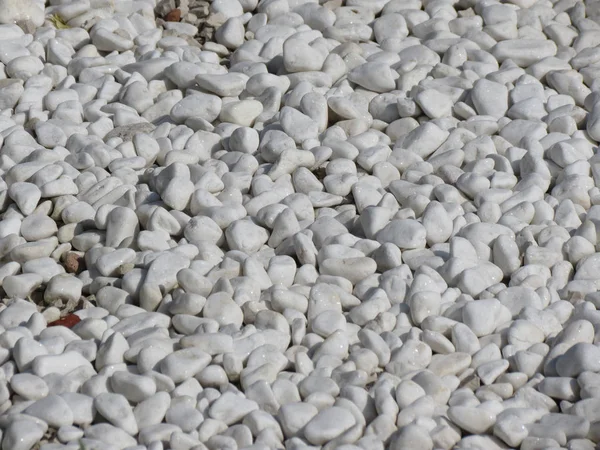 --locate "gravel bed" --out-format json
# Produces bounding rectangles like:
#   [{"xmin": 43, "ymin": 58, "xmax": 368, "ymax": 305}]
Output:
[{"xmin": 1, "ymin": 0, "xmax": 600, "ymax": 449}]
